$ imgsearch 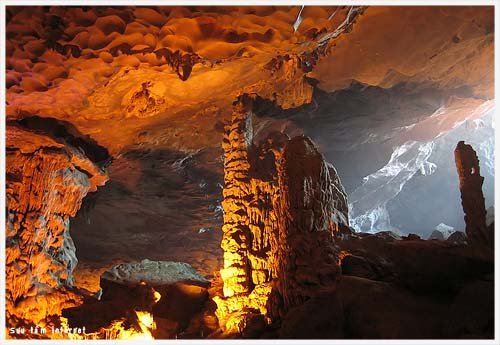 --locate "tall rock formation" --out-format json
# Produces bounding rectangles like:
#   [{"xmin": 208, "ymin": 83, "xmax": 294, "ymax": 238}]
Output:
[
  {"xmin": 6, "ymin": 124, "xmax": 108, "ymax": 326},
  {"xmin": 454, "ymin": 141, "xmax": 492, "ymax": 248},
  {"xmin": 214, "ymin": 95, "xmax": 281, "ymax": 332},
  {"xmin": 218, "ymin": 94, "xmax": 254, "ymax": 298},
  {"xmin": 268, "ymin": 136, "xmax": 342, "ymax": 320},
  {"xmin": 214, "ymin": 95, "xmax": 348, "ymax": 334}
]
